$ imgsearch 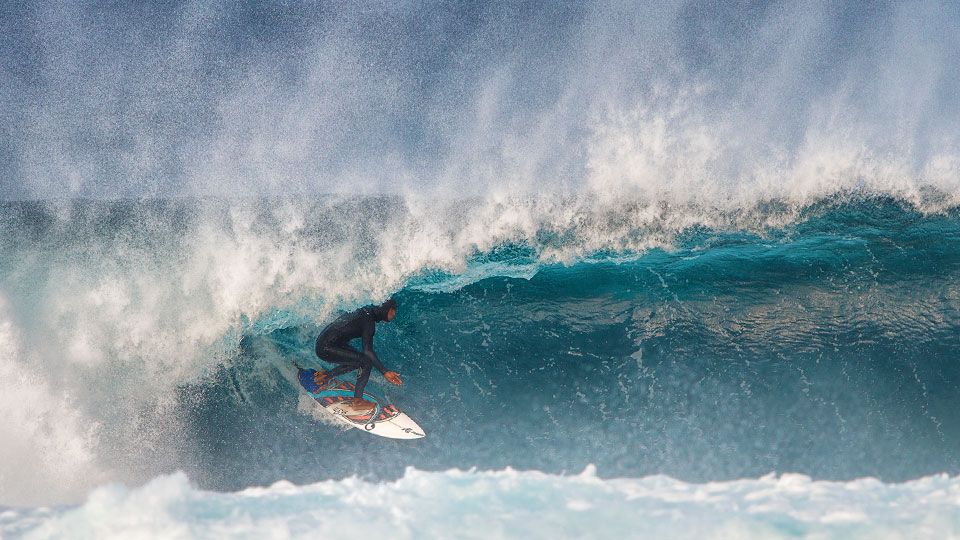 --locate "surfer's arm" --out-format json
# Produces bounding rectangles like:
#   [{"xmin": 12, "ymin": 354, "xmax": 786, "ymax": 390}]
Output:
[{"xmin": 362, "ymin": 322, "xmax": 388, "ymax": 374}]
